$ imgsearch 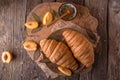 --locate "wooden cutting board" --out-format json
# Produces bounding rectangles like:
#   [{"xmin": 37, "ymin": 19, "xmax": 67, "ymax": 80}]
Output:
[{"xmin": 25, "ymin": 2, "xmax": 99, "ymax": 78}]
